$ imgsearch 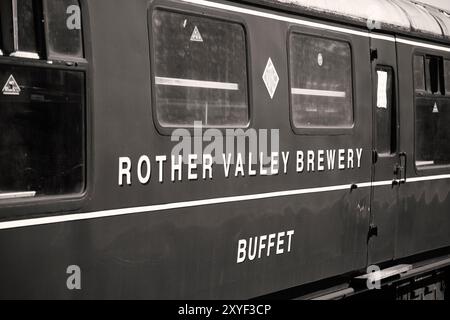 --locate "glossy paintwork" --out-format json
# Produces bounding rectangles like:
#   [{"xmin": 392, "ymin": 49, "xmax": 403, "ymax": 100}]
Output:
[
  {"xmin": 0, "ymin": 0, "xmax": 448, "ymax": 299},
  {"xmin": 368, "ymin": 37, "xmax": 400, "ymax": 265},
  {"xmin": 396, "ymin": 41, "xmax": 450, "ymax": 259}
]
